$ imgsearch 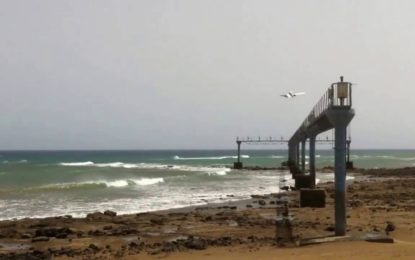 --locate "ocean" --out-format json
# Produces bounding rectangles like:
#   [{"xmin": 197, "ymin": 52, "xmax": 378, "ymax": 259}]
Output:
[{"xmin": 0, "ymin": 149, "xmax": 414, "ymax": 220}]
